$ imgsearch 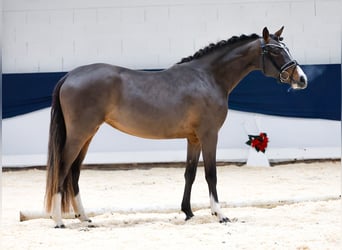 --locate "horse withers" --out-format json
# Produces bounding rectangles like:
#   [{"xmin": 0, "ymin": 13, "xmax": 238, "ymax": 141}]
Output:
[{"xmin": 45, "ymin": 27, "xmax": 307, "ymax": 228}]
